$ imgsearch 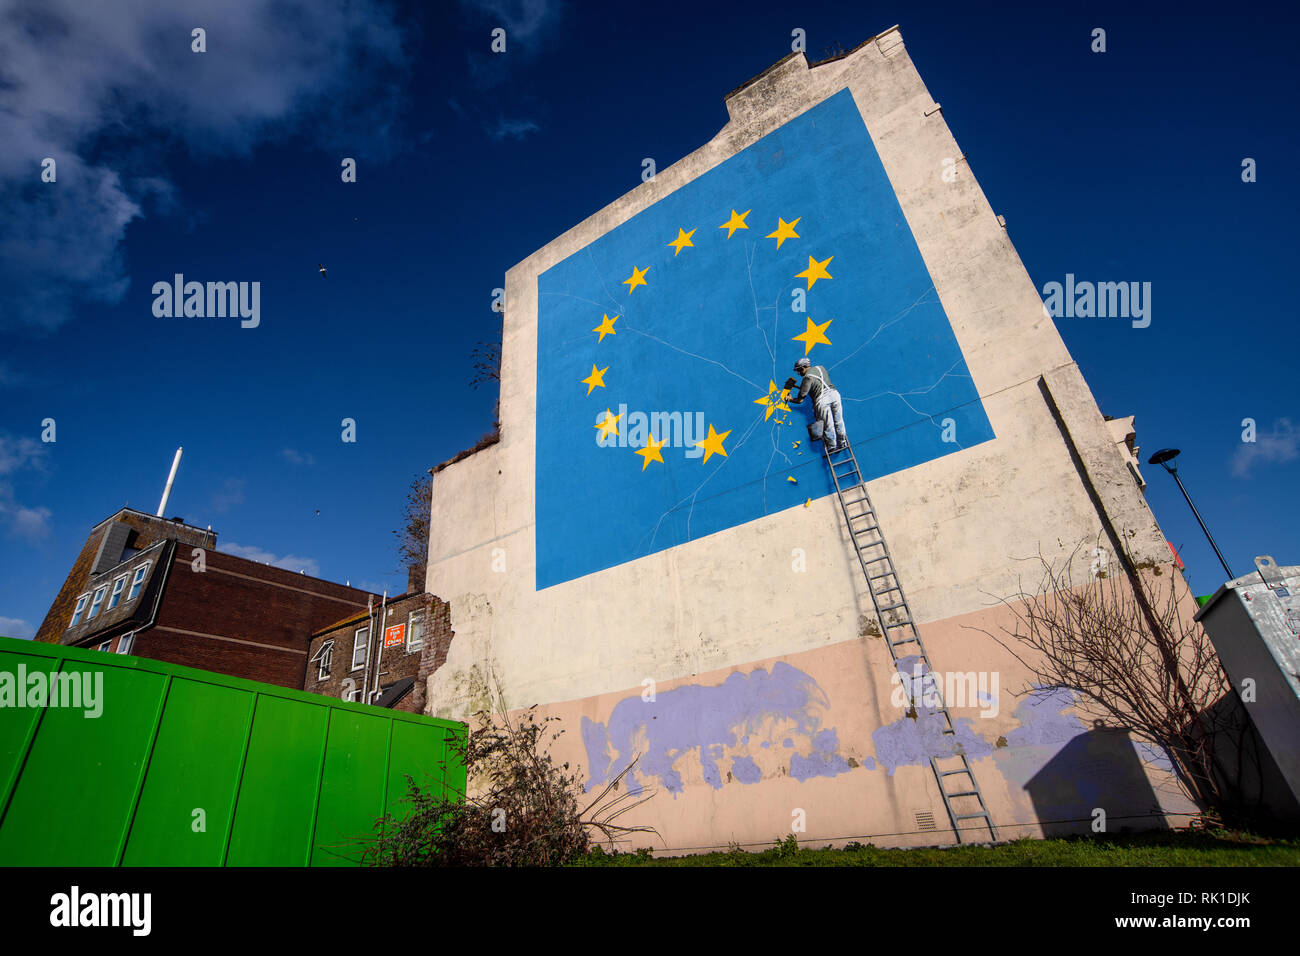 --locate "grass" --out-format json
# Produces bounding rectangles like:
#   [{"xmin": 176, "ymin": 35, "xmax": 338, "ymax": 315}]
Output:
[{"xmin": 571, "ymin": 829, "xmax": 1300, "ymax": 866}]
